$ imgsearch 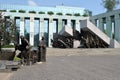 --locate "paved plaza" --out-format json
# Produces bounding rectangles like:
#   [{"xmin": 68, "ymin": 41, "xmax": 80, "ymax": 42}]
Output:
[{"xmin": 1, "ymin": 48, "xmax": 120, "ymax": 80}]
